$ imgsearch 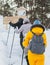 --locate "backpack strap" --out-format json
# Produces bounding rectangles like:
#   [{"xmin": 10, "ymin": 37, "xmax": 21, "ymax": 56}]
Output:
[{"xmin": 30, "ymin": 30, "xmax": 36, "ymax": 35}]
